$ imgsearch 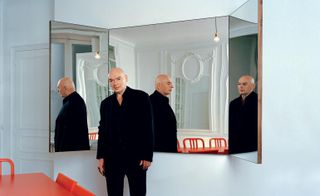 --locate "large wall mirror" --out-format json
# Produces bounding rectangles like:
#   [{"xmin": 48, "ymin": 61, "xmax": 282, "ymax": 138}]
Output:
[
  {"xmin": 49, "ymin": 0, "xmax": 262, "ymax": 164},
  {"xmin": 109, "ymin": 16, "xmax": 229, "ymax": 156}
]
